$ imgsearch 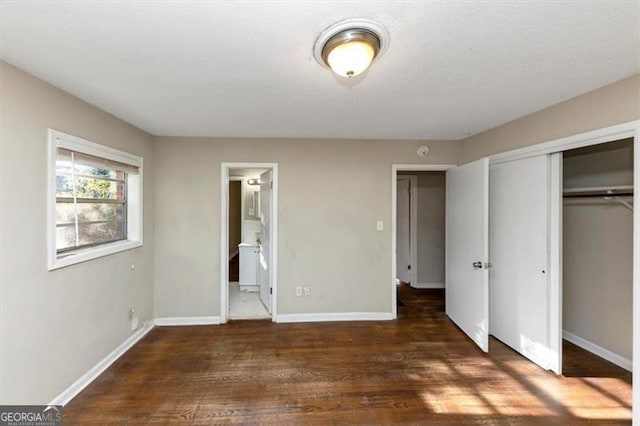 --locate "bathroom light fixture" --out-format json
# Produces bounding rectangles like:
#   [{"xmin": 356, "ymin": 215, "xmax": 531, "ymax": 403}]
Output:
[
  {"xmin": 247, "ymin": 178, "xmax": 261, "ymax": 186},
  {"xmin": 314, "ymin": 19, "xmax": 389, "ymax": 78}
]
